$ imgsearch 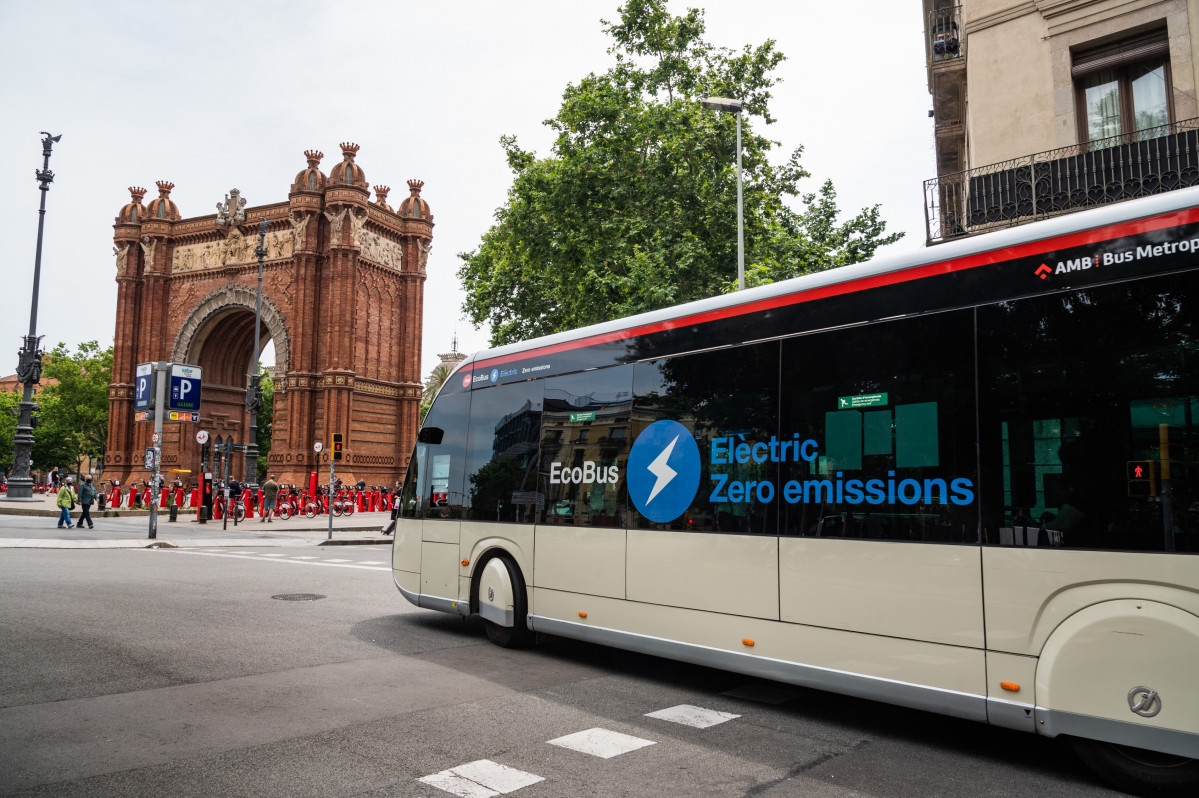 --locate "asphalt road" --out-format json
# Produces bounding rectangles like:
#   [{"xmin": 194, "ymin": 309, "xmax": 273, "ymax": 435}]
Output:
[{"xmin": 0, "ymin": 547, "xmax": 1128, "ymax": 797}]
